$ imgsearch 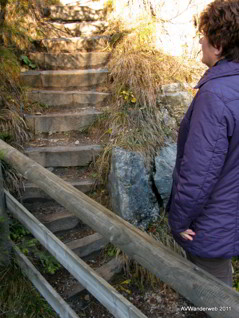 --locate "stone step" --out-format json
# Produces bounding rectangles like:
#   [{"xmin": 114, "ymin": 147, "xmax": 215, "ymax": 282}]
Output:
[
  {"xmin": 66, "ymin": 233, "xmax": 107, "ymax": 258},
  {"xmin": 40, "ymin": 211, "xmax": 81, "ymax": 233},
  {"xmin": 22, "ymin": 166, "xmax": 95, "ymax": 202},
  {"xmin": 24, "ymin": 201, "xmax": 83, "ymax": 233},
  {"xmin": 63, "ymin": 257, "xmax": 123, "ymax": 301},
  {"xmin": 22, "ymin": 179, "xmax": 94, "ymax": 202},
  {"xmin": 25, "ymin": 109, "xmax": 102, "ymax": 134},
  {"xmin": 24, "ymin": 144, "xmax": 101, "ymax": 167},
  {"xmin": 21, "ymin": 69, "xmax": 108, "ymax": 89},
  {"xmin": 47, "ymin": 20, "xmax": 108, "ymax": 37},
  {"xmin": 27, "ymin": 90, "xmax": 109, "ymax": 108},
  {"xmin": 39, "ymin": 36, "xmax": 110, "ymax": 53},
  {"xmin": 29, "ymin": 52, "xmax": 111, "ymax": 70},
  {"xmin": 64, "ymin": 0, "xmax": 105, "ymax": 10},
  {"xmin": 43, "ymin": 4, "xmax": 105, "ymax": 22}
]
